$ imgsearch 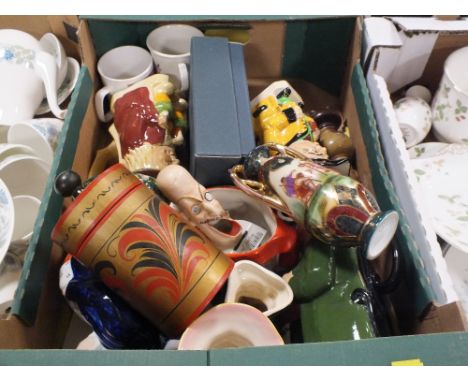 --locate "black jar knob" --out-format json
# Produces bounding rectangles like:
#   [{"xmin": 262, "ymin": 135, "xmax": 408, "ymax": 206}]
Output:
[{"xmin": 54, "ymin": 170, "xmax": 82, "ymax": 198}]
